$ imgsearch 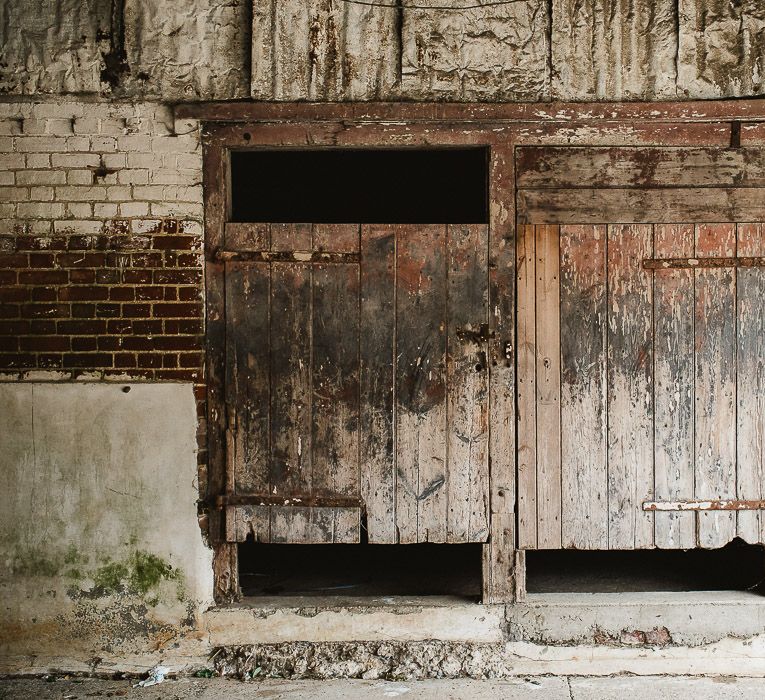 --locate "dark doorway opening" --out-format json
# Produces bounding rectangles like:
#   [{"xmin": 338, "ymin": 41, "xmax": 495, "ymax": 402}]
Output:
[
  {"xmin": 526, "ymin": 541, "xmax": 765, "ymax": 594},
  {"xmin": 238, "ymin": 542, "xmax": 483, "ymax": 599},
  {"xmin": 230, "ymin": 148, "xmax": 489, "ymax": 224}
]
